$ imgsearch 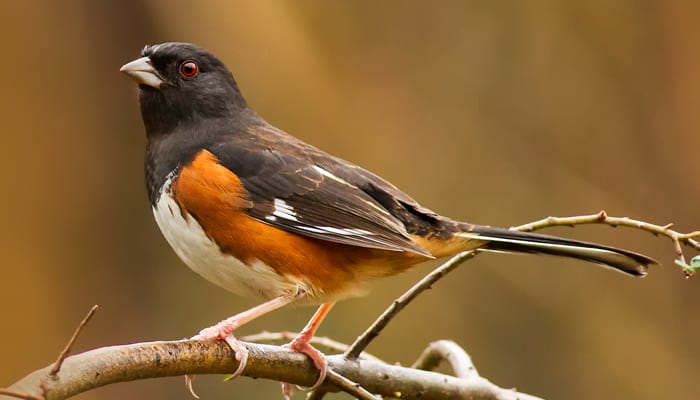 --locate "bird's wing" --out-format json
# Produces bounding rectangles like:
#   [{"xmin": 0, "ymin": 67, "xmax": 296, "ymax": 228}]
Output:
[{"xmin": 210, "ymin": 140, "xmax": 432, "ymax": 257}]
